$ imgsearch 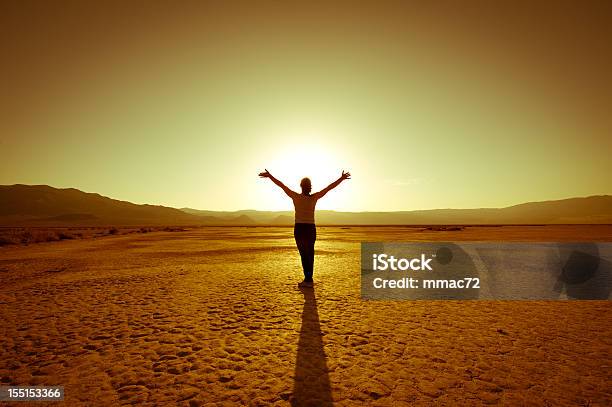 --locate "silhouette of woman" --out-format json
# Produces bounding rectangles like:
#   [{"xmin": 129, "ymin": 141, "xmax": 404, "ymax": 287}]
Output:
[{"xmin": 259, "ymin": 169, "xmax": 351, "ymax": 287}]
